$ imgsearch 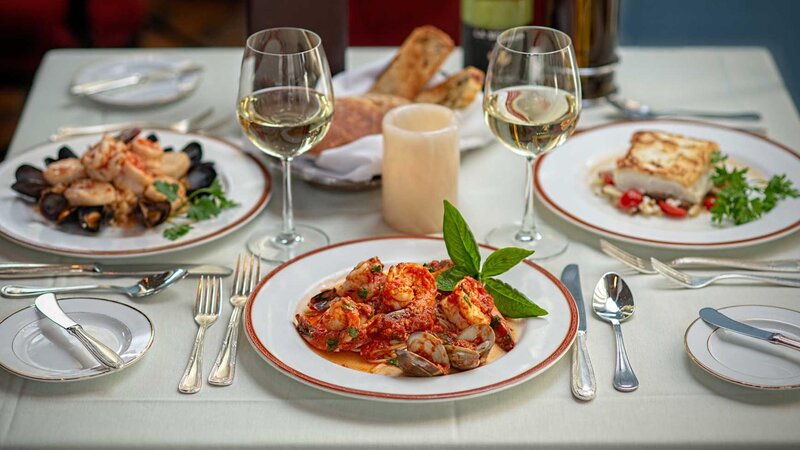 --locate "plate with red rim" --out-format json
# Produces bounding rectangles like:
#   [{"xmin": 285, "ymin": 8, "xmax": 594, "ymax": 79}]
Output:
[
  {"xmin": 0, "ymin": 130, "xmax": 271, "ymax": 258},
  {"xmin": 244, "ymin": 236, "xmax": 578, "ymax": 402},
  {"xmin": 534, "ymin": 120, "xmax": 800, "ymax": 249}
]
